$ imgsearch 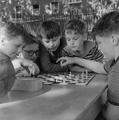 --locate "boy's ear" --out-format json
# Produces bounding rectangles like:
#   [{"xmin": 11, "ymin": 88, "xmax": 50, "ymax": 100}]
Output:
[{"xmin": 111, "ymin": 35, "xmax": 119, "ymax": 46}]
